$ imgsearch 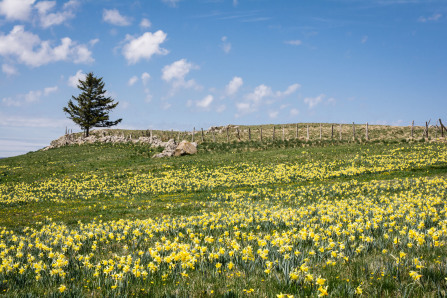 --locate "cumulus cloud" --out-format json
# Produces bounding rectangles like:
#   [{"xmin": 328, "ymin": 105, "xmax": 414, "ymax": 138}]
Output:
[
  {"xmin": 141, "ymin": 72, "xmax": 151, "ymax": 85},
  {"xmin": 122, "ymin": 30, "xmax": 168, "ymax": 64},
  {"xmin": 2, "ymin": 63, "xmax": 18, "ymax": 76},
  {"xmin": 225, "ymin": 76, "xmax": 243, "ymax": 96},
  {"xmin": 0, "ymin": 0, "xmax": 35, "ymax": 21},
  {"xmin": 103, "ymin": 8, "xmax": 131, "ymax": 26},
  {"xmin": 418, "ymin": 13, "xmax": 442, "ymax": 22},
  {"xmin": 245, "ymin": 84, "xmax": 272, "ymax": 103},
  {"xmin": 0, "ymin": 26, "xmax": 93, "ymax": 67},
  {"xmin": 285, "ymin": 40, "xmax": 302, "ymax": 46},
  {"xmin": 196, "ymin": 94, "xmax": 213, "ymax": 108},
  {"xmin": 221, "ymin": 36, "xmax": 231, "ymax": 54},
  {"xmin": 276, "ymin": 83, "xmax": 300, "ymax": 97},
  {"xmin": 44, "ymin": 86, "xmax": 58, "ymax": 95},
  {"xmin": 67, "ymin": 70, "xmax": 86, "ymax": 88},
  {"xmin": 35, "ymin": 0, "xmax": 76, "ymax": 28},
  {"xmin": 304, "ymin": 94, "xmax": 324, "ymax": 109},
  {"xmin": 162, "ymin": 59, "xmax": 195, "ymax": 82},
  {"xmin": 128, "ymin": 75, "xmax": 138, "ymax": 86},
  {"xmin": 162, "ymin": 59, "xmax": 201, "ymax": 94},
  {"xmin": 140, "ymin": 18, "xmax": 151, "ymax": 28}
]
